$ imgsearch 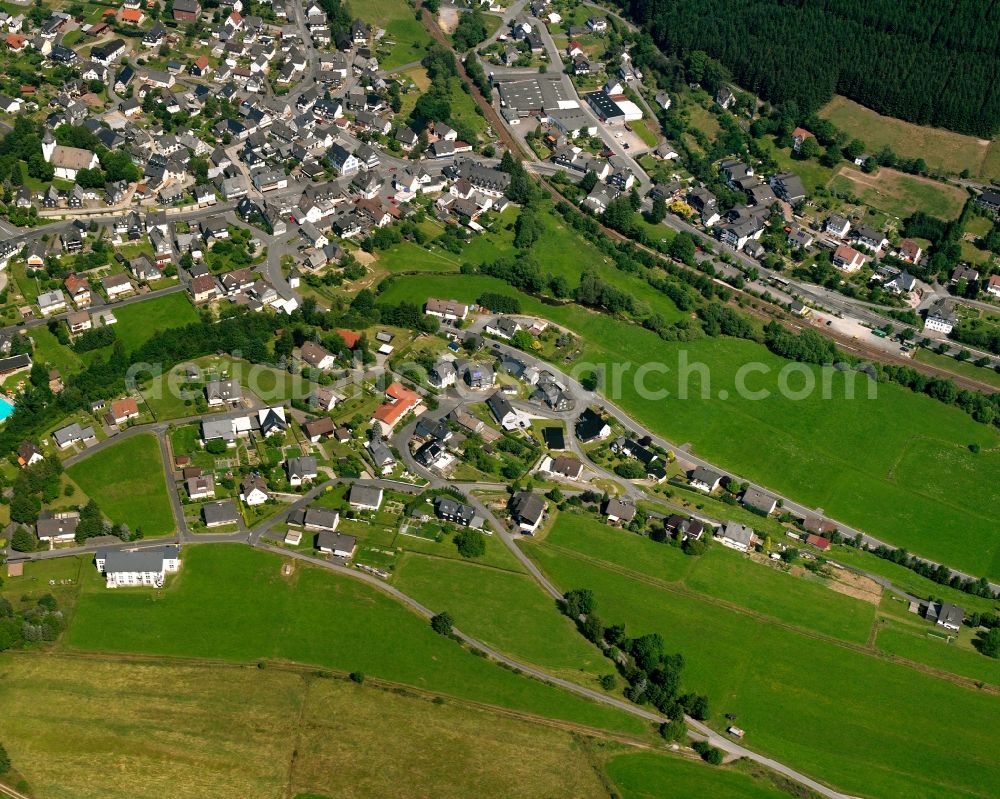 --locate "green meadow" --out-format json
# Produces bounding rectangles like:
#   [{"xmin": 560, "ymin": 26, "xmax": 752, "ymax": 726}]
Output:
[
  {"xmin": 874, "ymin": 622, "xmax": 1000, "ymax": 686},
  {"xmin": 112, "ymin": 293, "xmax": 200, "ymax": 353},
  {"xmin": 543, "ymin": 513, "xmax": 877, "ymax": 645},
  {"xmin": 606, "ymin": 752, "xmax": 793, "ymax": 799},
  {"xmin": 65, "ymin": 545, "xmax": 648, "ymax": 737},
  {"xmin": 392, "ymin": 551, "xmax": 608, "ymax": 683},
  {"xmin": 524, "ymin": 543, "xmax": 1000, "ymax": 799},
  {"xmin": 66, "ymin": 433, "xmax": 175, "ymax": 536},
  {"xmin": 379, "ymin": 274, "xmax": 1000, "ymax": 579},
  {"xmin": 377, "ymin": 201, "xmax": 686, "ymax": 323}
]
